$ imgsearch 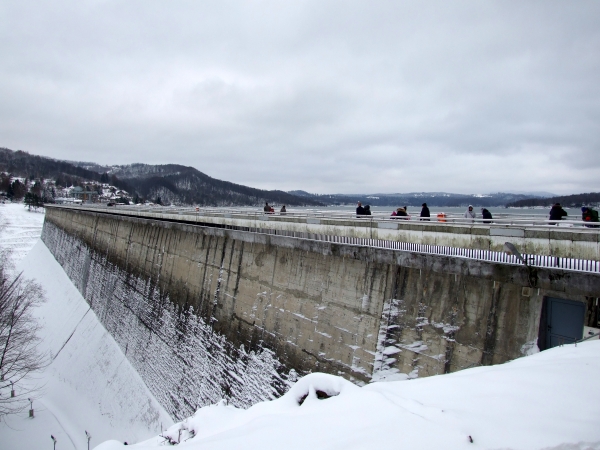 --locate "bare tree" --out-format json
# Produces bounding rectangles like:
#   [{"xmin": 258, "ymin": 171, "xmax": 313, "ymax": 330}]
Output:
[{"xmin": 0, "ymin": 253, "xmax": 47, "ymax": 418}]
